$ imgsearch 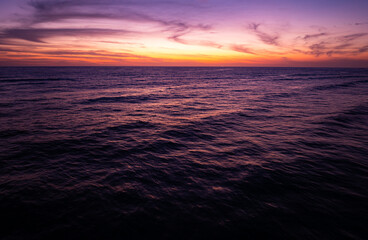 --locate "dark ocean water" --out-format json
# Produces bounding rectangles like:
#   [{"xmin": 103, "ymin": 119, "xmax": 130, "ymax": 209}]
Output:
[{"xmin": 0, "ymin": 67, "xmax": 367, "ymax": 239}]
